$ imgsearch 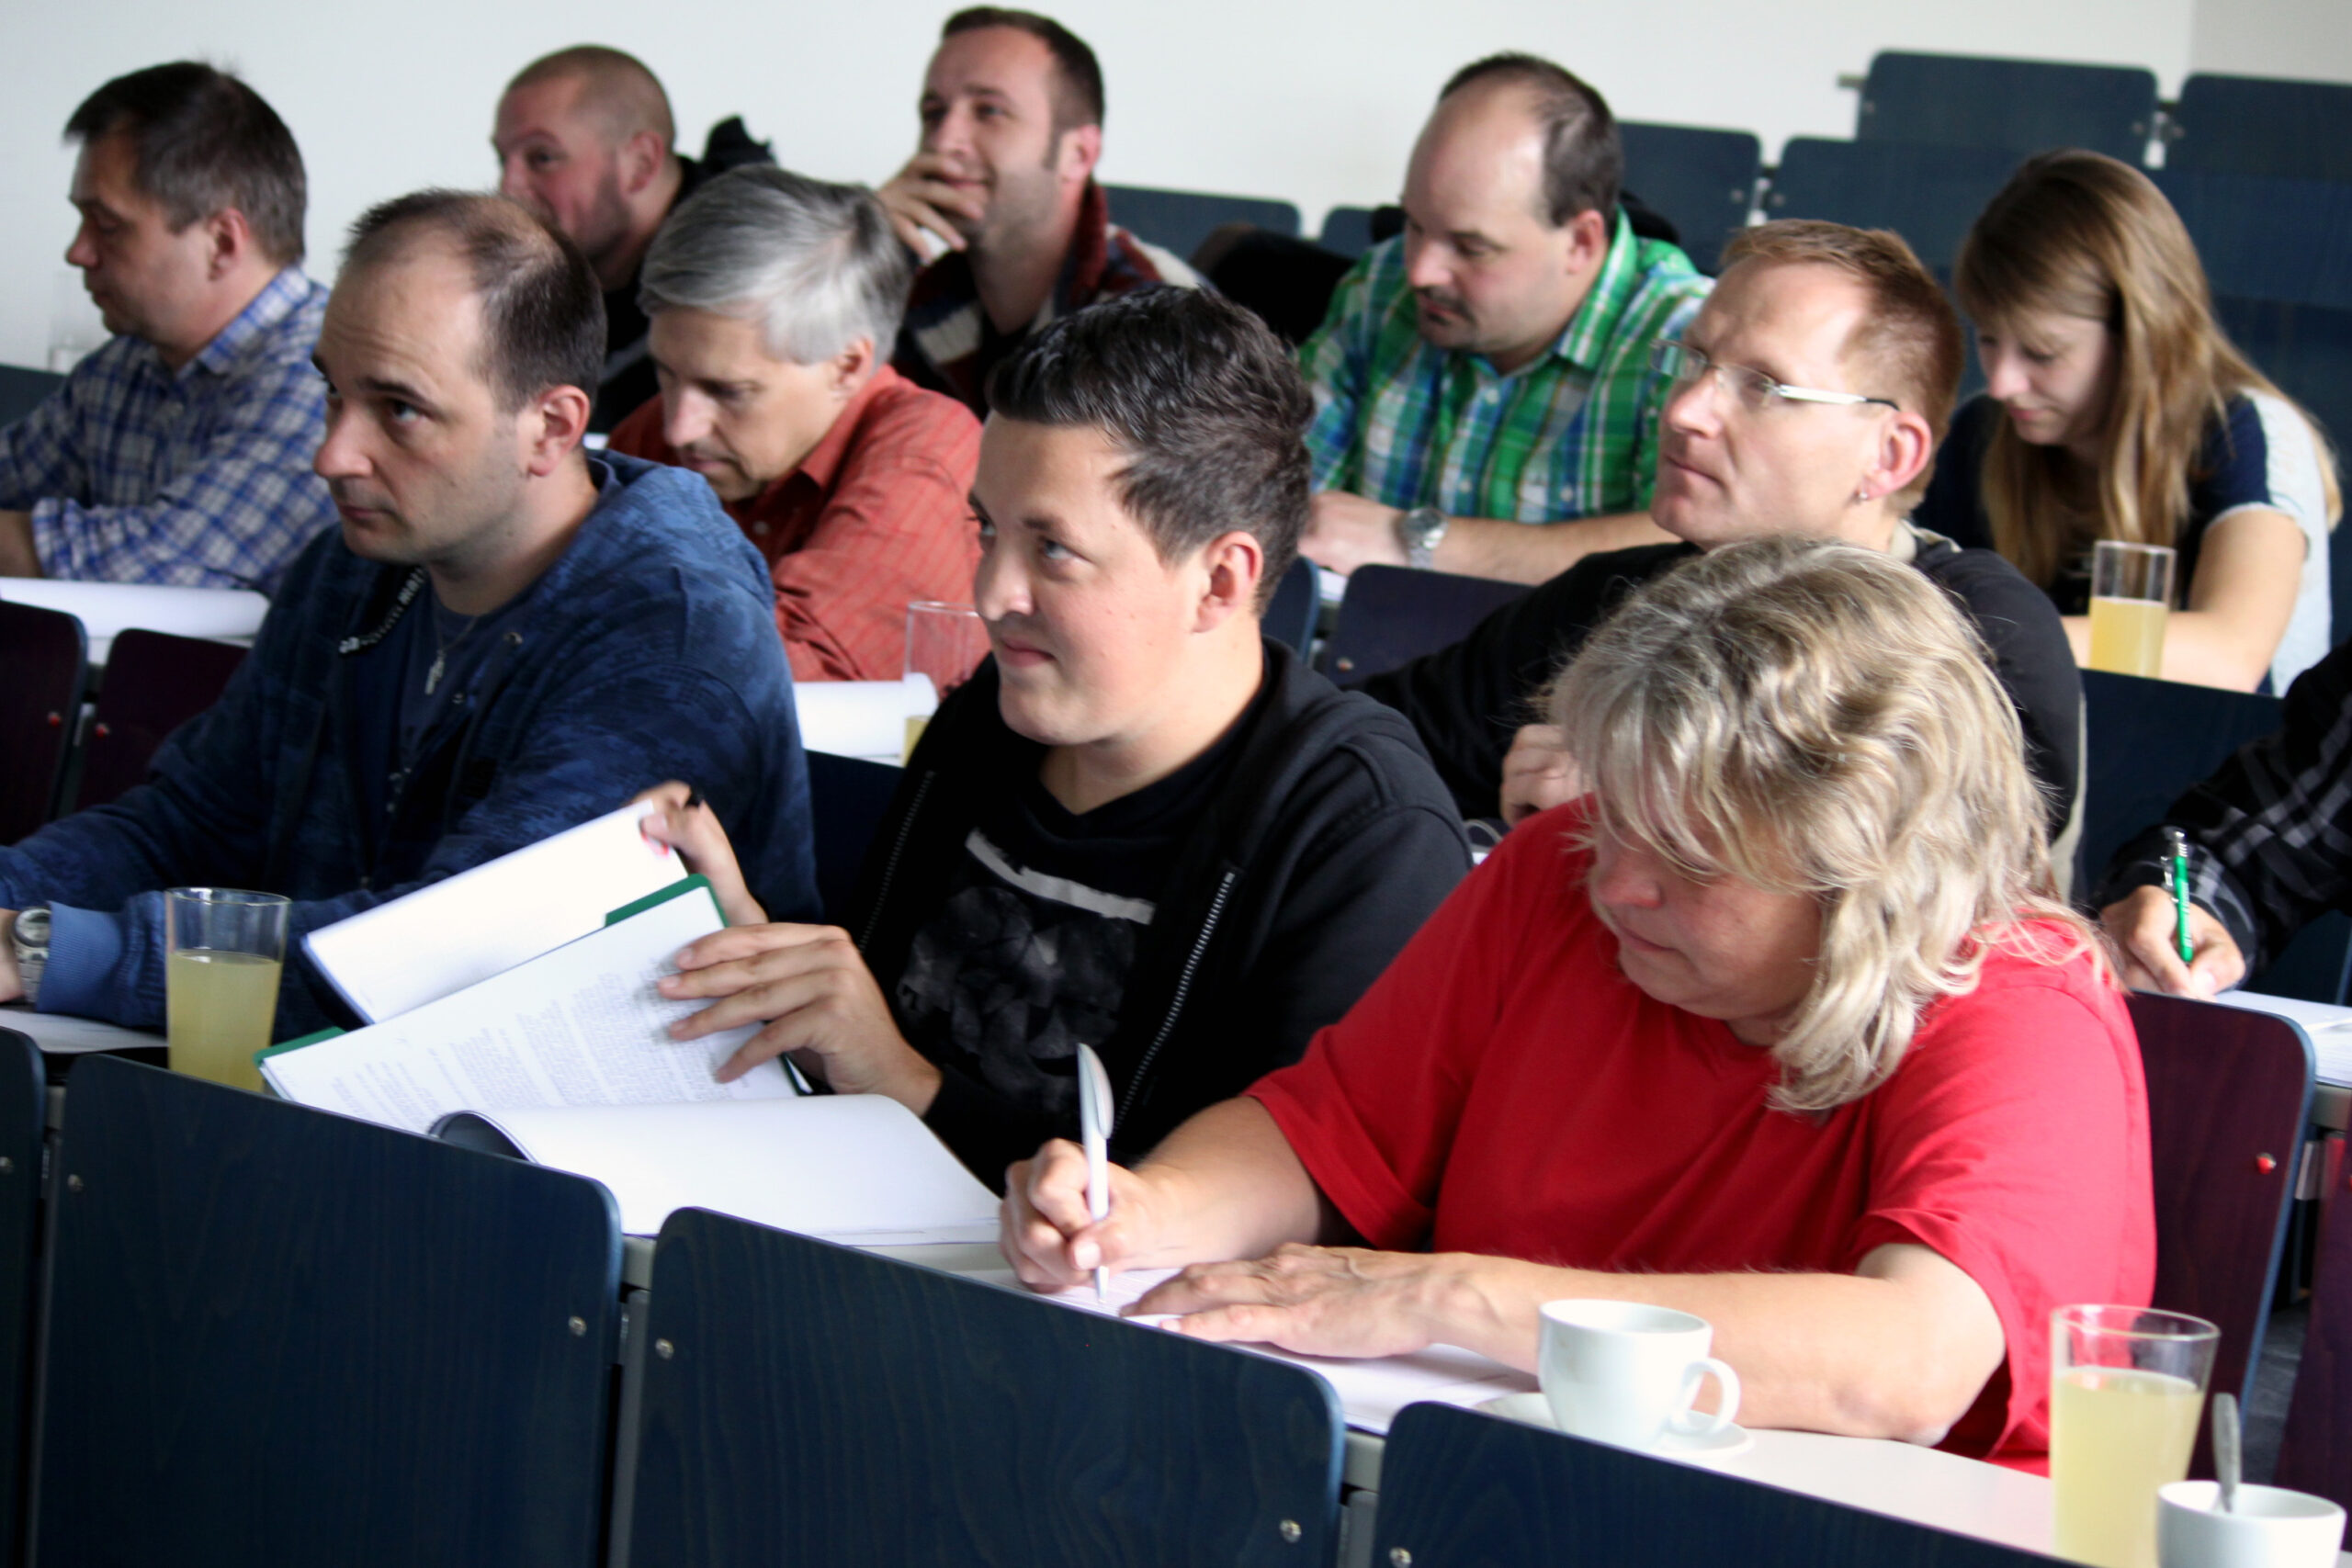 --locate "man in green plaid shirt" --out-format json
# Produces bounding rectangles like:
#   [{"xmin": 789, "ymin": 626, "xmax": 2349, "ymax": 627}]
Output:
[{"xmin": 1299, "ymin": 54, "xmax": 1710, "ymax": 585}]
